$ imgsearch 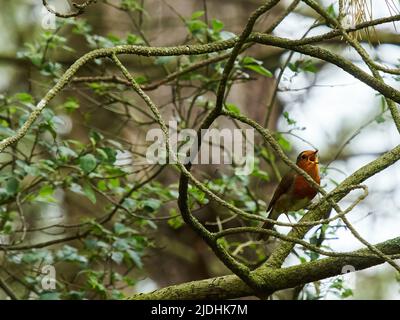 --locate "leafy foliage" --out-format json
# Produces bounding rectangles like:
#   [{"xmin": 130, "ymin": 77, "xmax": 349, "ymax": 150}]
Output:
[{"xmin": 1, "ymin": 0, "xmax": 384, "ymax": 300}]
